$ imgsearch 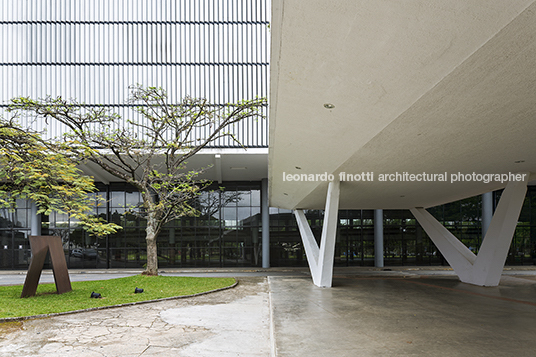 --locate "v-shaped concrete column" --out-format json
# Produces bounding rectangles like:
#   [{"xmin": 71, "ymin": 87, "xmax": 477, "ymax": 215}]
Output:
[
  {"xmin": 294, "ymin": 180, "xmax": 340, "ymax": 287},
  {"xmin": 411, "ymin": 173, "xmax": 529, "ymax": 286}
]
